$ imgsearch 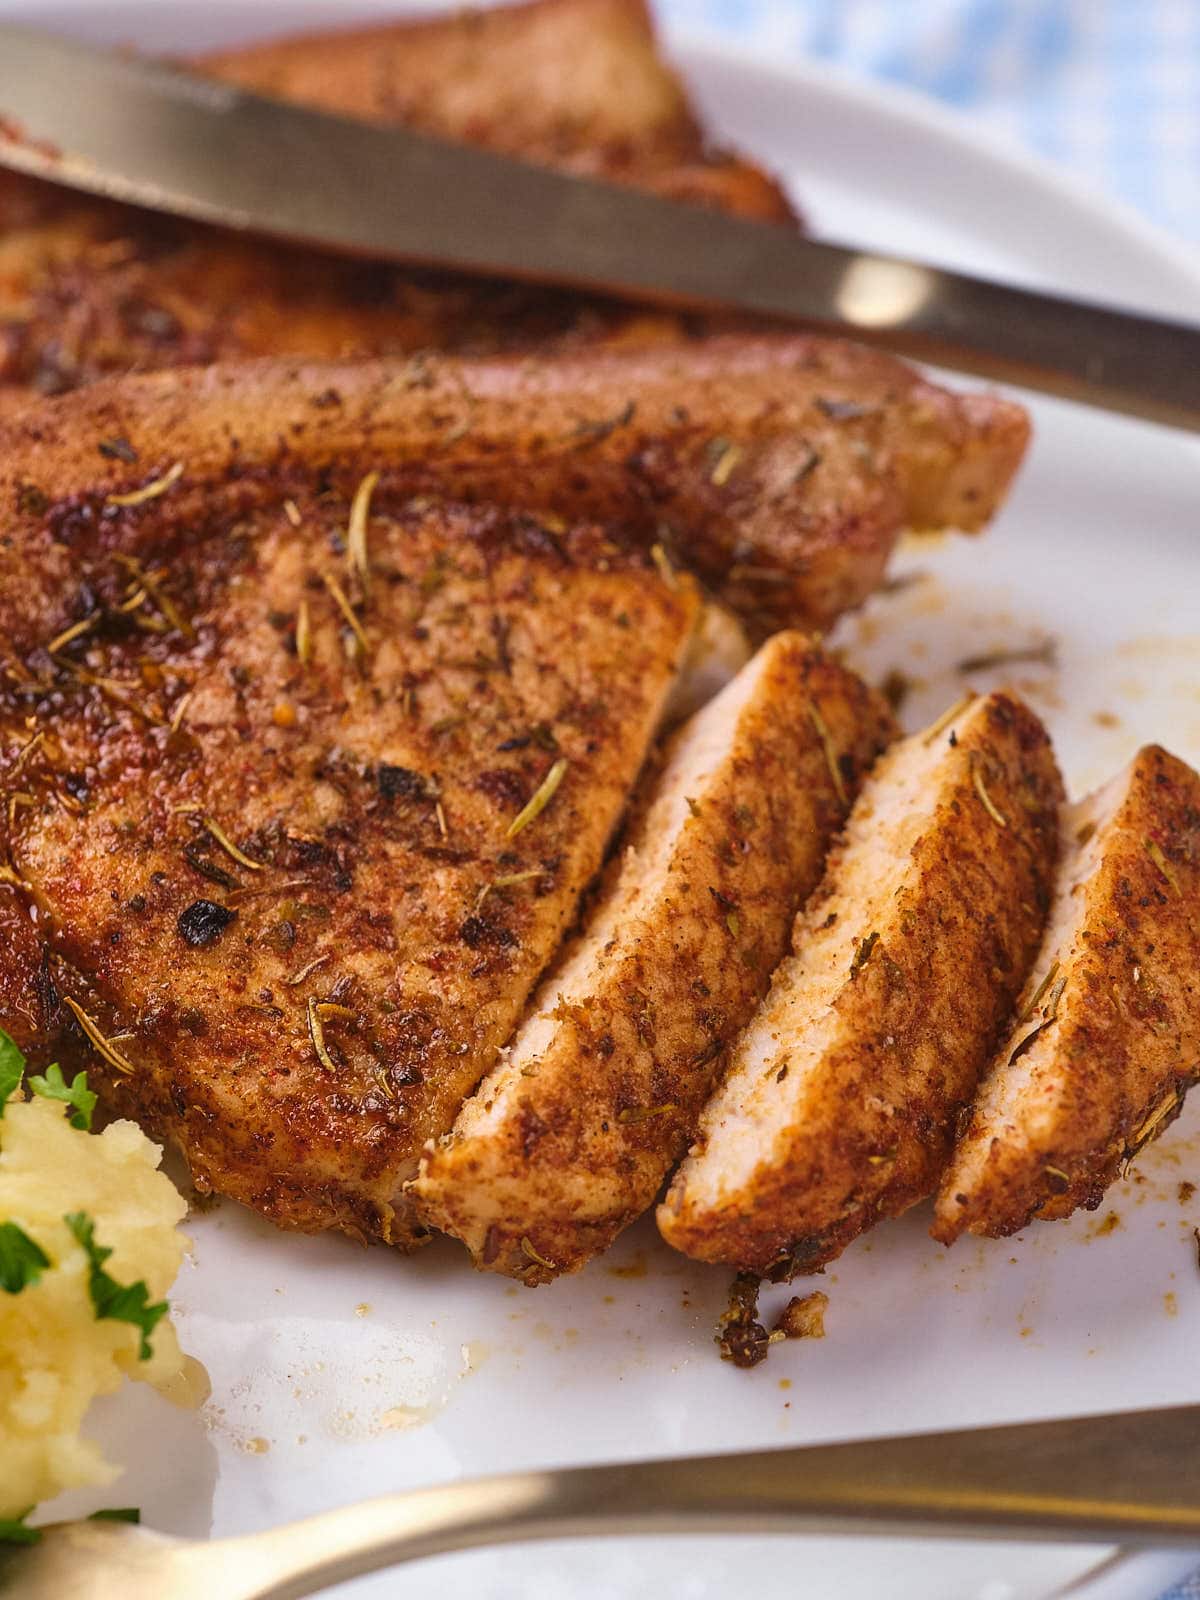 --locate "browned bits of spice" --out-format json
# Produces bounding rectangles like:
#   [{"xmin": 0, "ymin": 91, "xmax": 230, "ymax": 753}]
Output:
[
  {"xmin": 716, "ymin": 1272, "xmax": 769, "ymax": 1368},
  {"xmin": 849, "ymin": 930, "xmax": 879, "ymax": 981},
  {"xmin": 774, "ymin": 1290, "xmax": 828, "ymax": 1341},
  {"xmin": 1179, "ymin": 1181, "xmax": 1196, "ymax": 1206}
]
